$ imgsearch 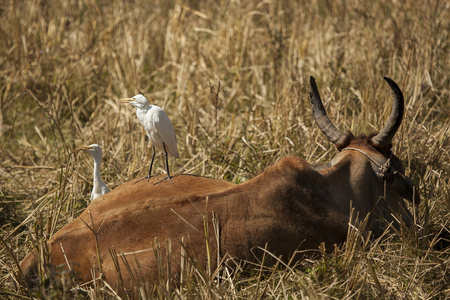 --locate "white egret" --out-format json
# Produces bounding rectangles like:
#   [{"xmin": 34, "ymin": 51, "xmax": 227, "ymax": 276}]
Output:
[
  {"xmin": 77, "ymin": 144, "xmax": 110, "ymax": 200},
  {"xmin": 120, "ymin": 94, "xmax": 178, "ymax": 183}
]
